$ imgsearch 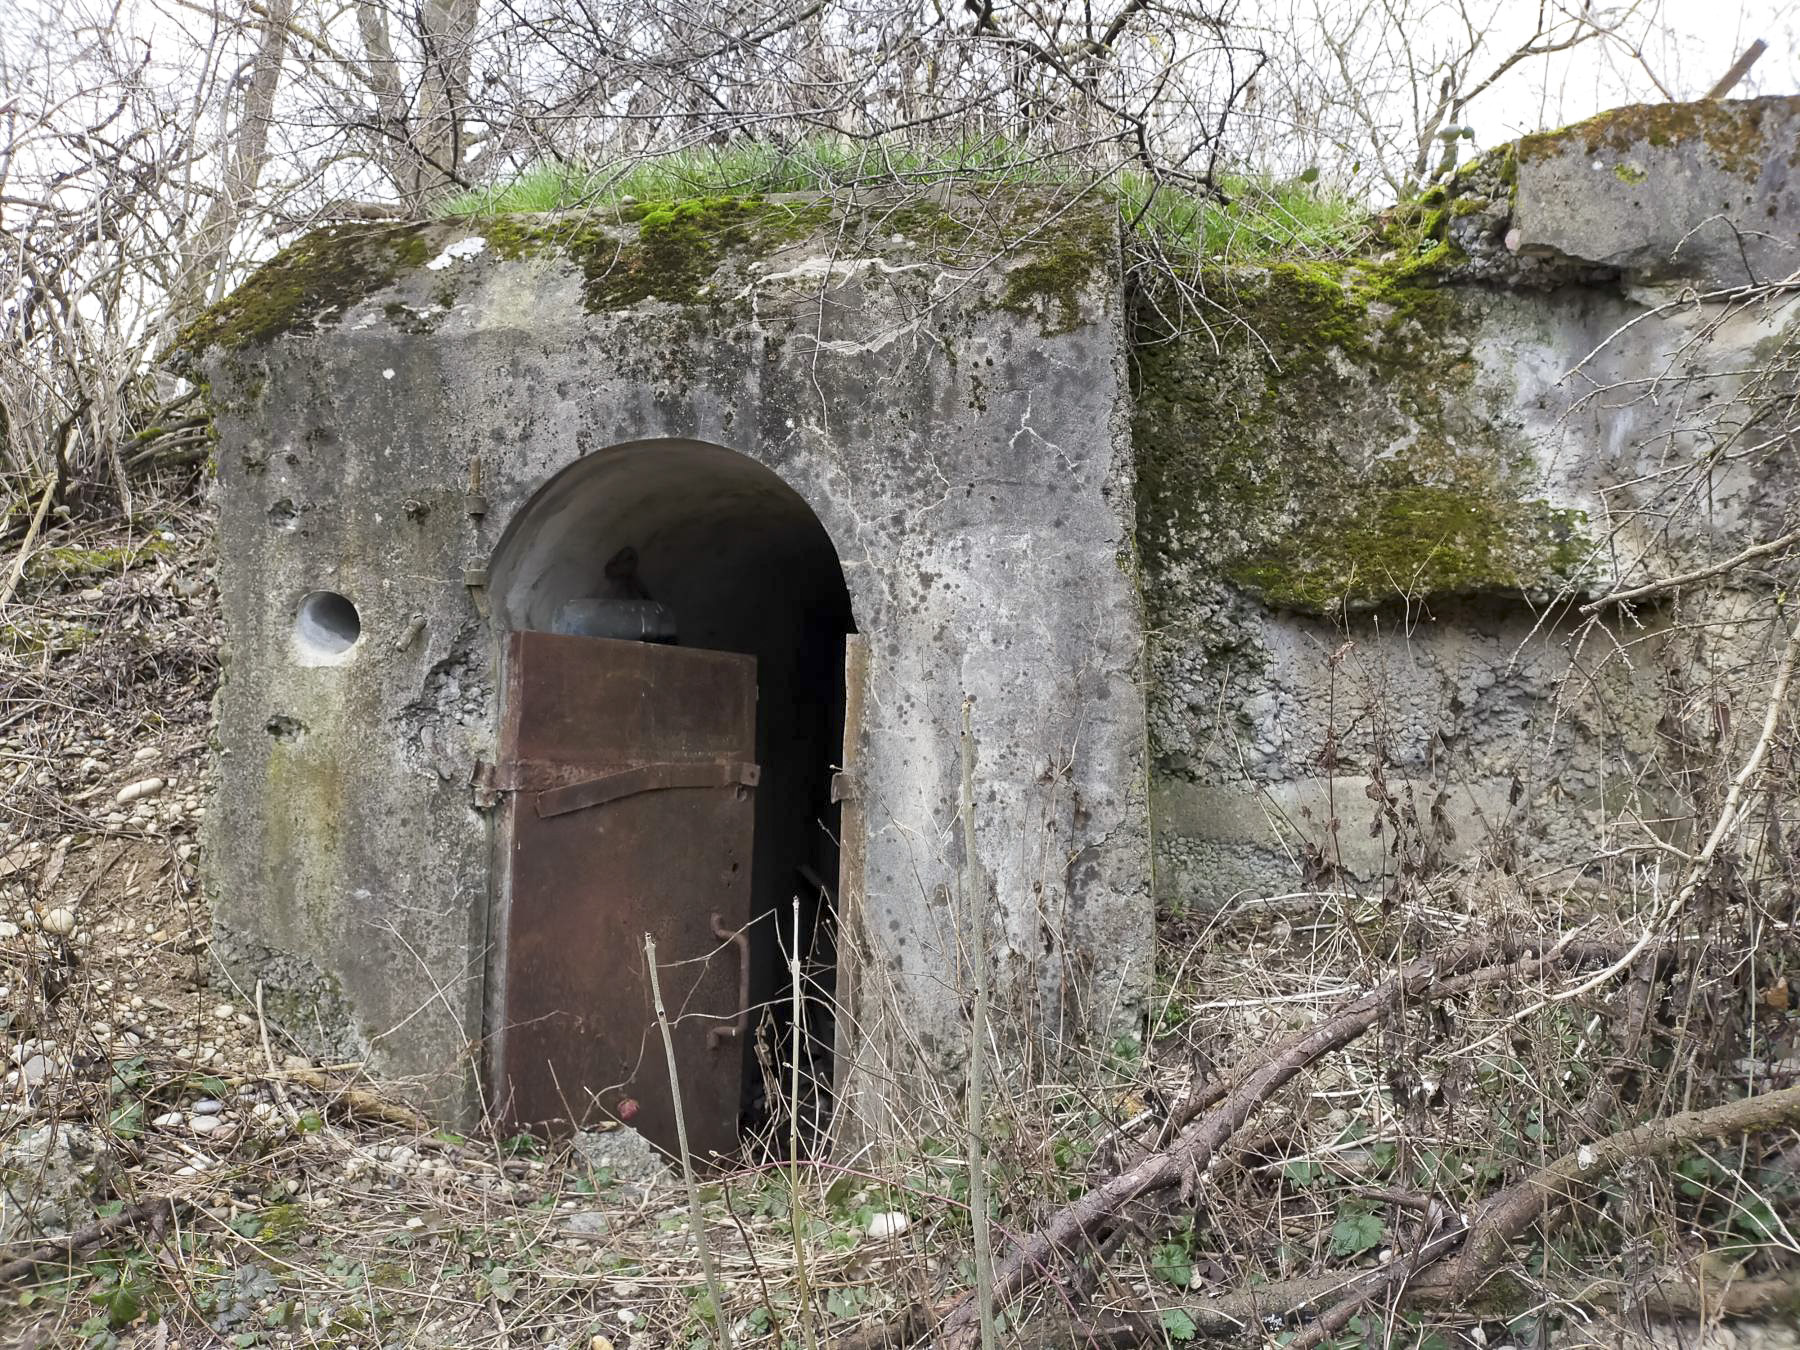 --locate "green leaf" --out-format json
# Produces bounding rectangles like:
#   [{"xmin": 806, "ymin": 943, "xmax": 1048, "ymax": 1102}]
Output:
[
  {"xmin": 1149, "ymin": 1241, "xmax": 1193, "ymax": 1288},
  {"xmin": 826, "ymin": 1286, "xmax": 865, "ymax": 1318},
  {"xmin": 99, "ymin": 1285, "xmax": 141, "ymax": 1328},
  {"xmin": 229, "ymin": 1213, "xmax": 266, "ymax": 1238},
  {"xmin": 107, "ymin": 1101, "xmax": 144, "ymax": 1140},
  {"xmin": 500, "ymin": 1131, "xmax": 541, "ymax": 1157},
  {"xmin": 1732, "ymin": 1199, "xmax": 1782, "ymax": 1242},
  {"xmin": 485, "ymin": 1265, "xmax": 516, "ymax": 1303},
  {"xmin": 1282, "ymin": 1160, "xmax": 1322, "ymax": 1189},
  {"xmin": 296, "ymin": 1111, "xmax": 324, "ymax": 1133},
  {"xmin": 1161, "ymin": 1308, "xmax": 1199, "ymax": 1341},
  {"xmin": 1330, "ymin": 1211, "xmax": 1383, "ymax": 1258}
]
